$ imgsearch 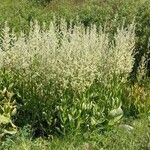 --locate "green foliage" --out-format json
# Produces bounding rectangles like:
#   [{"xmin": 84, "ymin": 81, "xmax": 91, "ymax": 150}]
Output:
[
  {"xmin": 133, "ymin": 0, "xmax": 150, "ymax": 77},
  {"xmin": 129, "ymin": 83, "xmax": 150, "ymax": 115},
  {"xmin": 0, "ymin": 117, "xmax": 149, "ymax": 150},
  {"xmin": 77, "ymin": 0, "xmax": 137, "ymax": 26},
  {"xmin": 0, "ymin": 1, "xmax": 149, "ymax": 146},
  {"xmin": 0, "ymin": 19, "xmax": 138, "ymax": 136},
  {"xmin": 0, "ymin": 0, "xmax": 53, "ymax": 33},
  {"xmin": 136, "ymin": 0, "xmax": 150, "ymax": 40},
  {"xmin": 0, "ymin": 87, "xmax": 17, "ymax": 139},
  {"xmin": 0, "ymin": 0, "xmax": 143, "ymax": 32}
]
